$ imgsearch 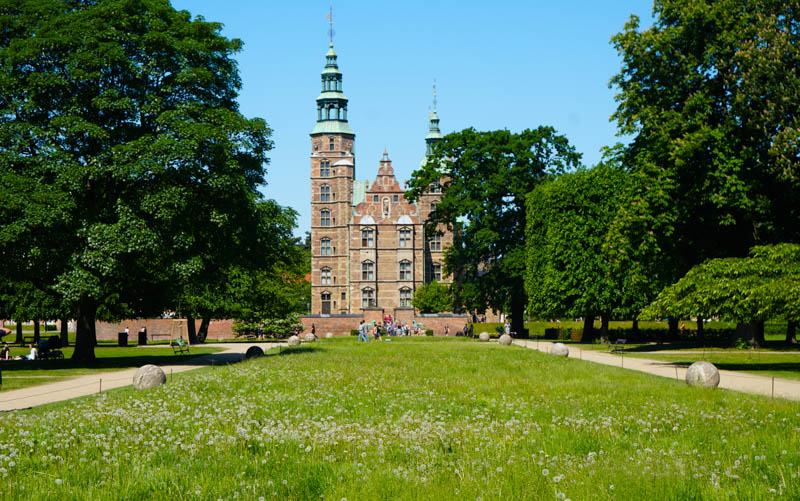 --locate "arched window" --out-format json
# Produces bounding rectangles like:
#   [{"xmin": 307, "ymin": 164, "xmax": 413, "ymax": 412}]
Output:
[
  {"xmin": 399, "ymin": 260, "xmax": 412, "ymax": 280},
  {"xmin": 320, "ymin": 238, "xmax": 331, "ymax": 256},
  {"xmin": 361, "ymin": 228, "xmax": 374, "ymax": 248},
  {"xmin": 321, "ymin": 291, "xmax": 332, "ymax": 314},
  {"xmin": 361, "ymin": 260, "xmax": 374, "ymax": 281},
  {"xmin": 320, "ymin": 184, "xmax": 331, "ymax": 202},
  {"xmin": 320, "ymin": 210, "xmax": 331, "ymax": 227},
  {"xmin": 399, "ymin": 288, "xmax": 412, "ymax": 307},
  {"xmin": 398, "ymin": 227, "xmax": 412, "ymax": 248},
  {"xmin": 321, "ymin": 267, "xmax": 331, "ymax": 285},
  {"xmin": 361, "ymin": 288, "xmax": 376, "ymax": 309},
  {"xmin": 320, "ymin": 160, "xmax": 330, "ymax": 177}
]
